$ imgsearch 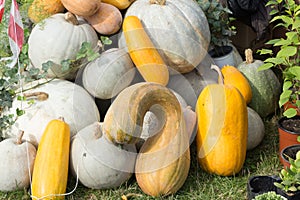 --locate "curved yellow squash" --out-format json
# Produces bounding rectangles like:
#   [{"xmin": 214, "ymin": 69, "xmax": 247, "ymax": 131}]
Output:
[
  {"xmin": 221, "ymin": 65, "xmax": 252, "ymax": 104},
  {"xmin": 196, "ymin": 83, "xmax": 248, "ymax": 176},
  {"xmin": 102, "ymin": 0, "xmax": 135, "ymax": 9},
  {"xmin": 31, "ymin": 118, "xmax": 70, "ymax": 199},
  {"xmin": 123, "ymin": 16, "xmax": 169, "ymax": 86}
]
